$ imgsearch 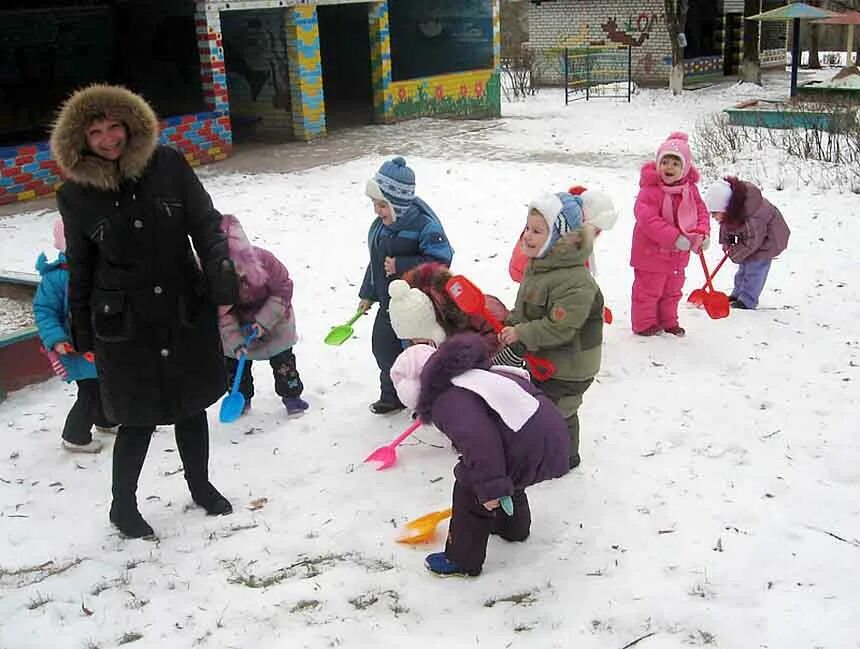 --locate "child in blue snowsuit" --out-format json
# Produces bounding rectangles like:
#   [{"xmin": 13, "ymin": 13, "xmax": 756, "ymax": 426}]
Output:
[
  {"xmin": 359, "ymin": 157, "xmax": 453, "ymax": 414},
  {"xmin": 33, "ymin": 219, "xmax": 115, "ymax": 453}
]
